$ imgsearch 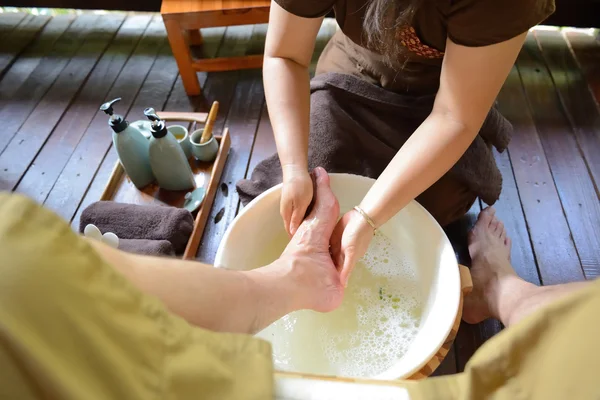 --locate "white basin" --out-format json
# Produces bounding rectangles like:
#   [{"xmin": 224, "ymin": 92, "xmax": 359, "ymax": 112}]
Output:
[{"xmin": 215, "ymin": 173, "xmax": 460, "ymax": 380}]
